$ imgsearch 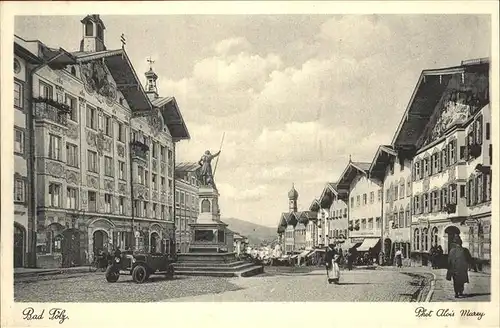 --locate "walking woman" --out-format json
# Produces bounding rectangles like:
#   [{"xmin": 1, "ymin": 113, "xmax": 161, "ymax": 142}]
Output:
[
  {"xmin": 394, "ymin": 248, "xmax": 403, "ymax": 268},
  {"xmin": 325, "ymin": 244, "xmax": 341, "ymax": 284},
  {"xmin": 446, "ymin": 235, "xmax": 473, "ymax": 298}
]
